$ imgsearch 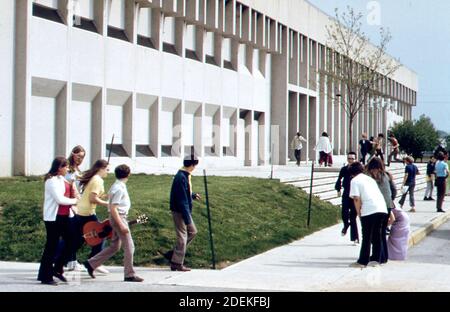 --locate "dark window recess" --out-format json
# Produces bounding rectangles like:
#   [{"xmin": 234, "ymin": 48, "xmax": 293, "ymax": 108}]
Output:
[
  {"xmin": 108, "ymin": 26, "xmax": 129, "ymax": 42},
  {"xmin": 205, "ymin": 55, "xmax": 218, "ymax": 66},
  {"xmin": 137, "ymin": 35, "xmax": 156, "ymax": 49},
  {"xmin": 204, "ymin": 146, "xmax": 216, "ymax": 156},
  {"xmin": 73, "ymin": 16, "xmax": 98, "ymax": 34},
  {"xmin": 184, "ymin": 146, "xmax": 198, "ymax": 158},
  {"xmin": 105, "ymin": 144, "xmax": 128, "ymax": 157},
  {"xmin": 163, "ymin": 42, "xmax": 178, "ymax": 55},
  {"xmin": 223, "ymin": 146, "xmax": 233, "ymax": 156},
  {"xmin": 32, "ymin": 3, "xmax": 64, "ymax": 24},
  {"xmin": 223, "ymin": 60, "xmax": 235, "ymax": 71},
  {"xmin": 136, "ymin": 145, "xmax": 155, "ymax": 157},
  {"xmin": 239, "ymin": 109, "xmax": 250, "ymax": 119},
  {"xmin": 161, "ymin": 145, "xmax": 173, "ymax": 157},
  {"xmin": 185, "ymin": 49, "xmax": 199, "ymax": 61}
]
